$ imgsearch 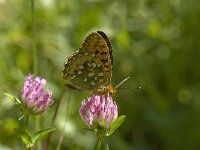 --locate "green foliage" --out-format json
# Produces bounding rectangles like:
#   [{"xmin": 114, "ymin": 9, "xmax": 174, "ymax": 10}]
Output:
[
  {"xmin": 14, "ymin": 128, "xmax": 32, "ymax": 145},
  {"xmin": 33, "ymin": 127, "xmax": 56, "ymax": 144},
  {"xmin": 93, "ymin": 140, "xmax": 109, "ymax": 150},
  {"xmin": 14, "ymin": 127, "xmax": 55, "ymax": 149},
  {"xmin": 4, "ymin": 93, "xmax": 21, "ymax": 105},
  {"xmin": 0, "ymin": 0, "xmax": 200, "ymax": 149},
  {"xmin": 107, "ymin": 115, "xmax": 126, "ymax": 136}
]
